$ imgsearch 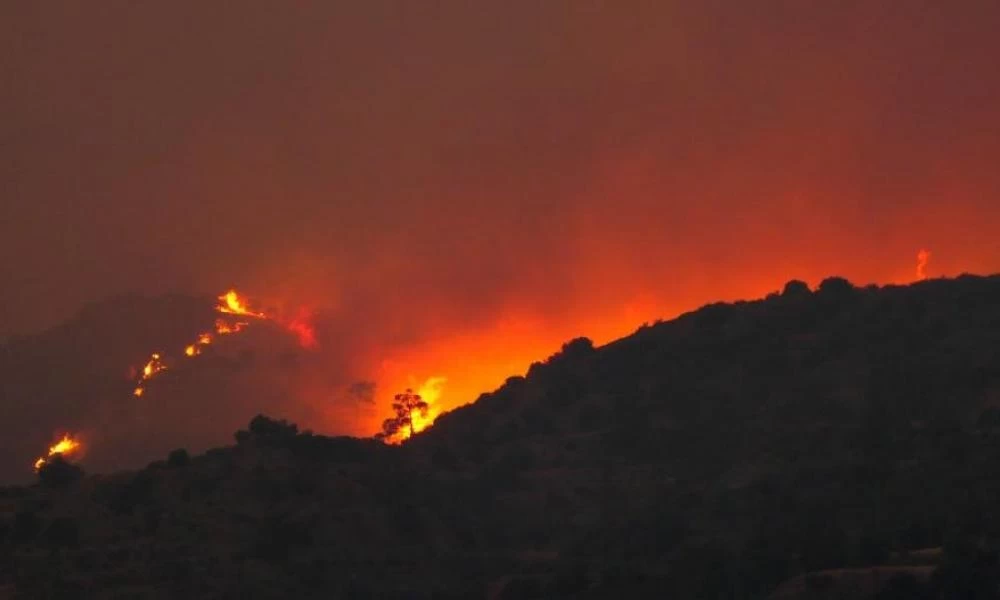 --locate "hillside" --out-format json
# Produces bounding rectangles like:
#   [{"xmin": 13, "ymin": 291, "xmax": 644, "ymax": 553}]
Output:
[
  {"xmin": 0, "ymin": 293, "xmax": 317, "ymax": 482},
  {"xmin": 3, "ymin": 274, "xmax": 1000, "ymax": 598}
]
